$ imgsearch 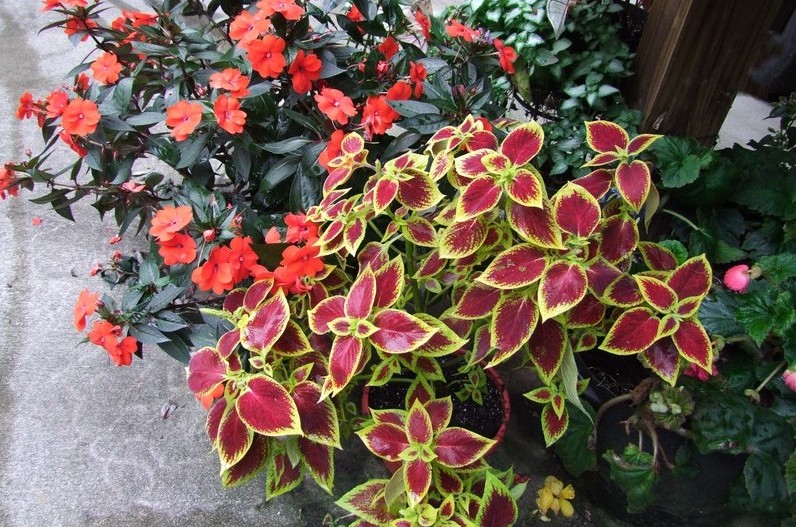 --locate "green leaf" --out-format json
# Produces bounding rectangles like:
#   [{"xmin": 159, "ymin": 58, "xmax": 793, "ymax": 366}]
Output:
[
  {"xmin": 736, "ymin": 286, "xmax": 794, "ymax": 344},
  {"xmin": 127, "ymin": 112, "xmax": 165, "ymax": 126},
  {"xmin": 657, "ymin": 239, "xmax": 689, "ymax": 265},
  {"xmin": 758, "ymin": 254, "xmax": 796, "ymax": 284},
  {"xmin": 652, "ymin": 136, "xmax": 714, "ymax": 189},
  {"xmin": 261, "ymin": 138, "xmax": 313, "ymax": 155},
  {"xmin": 260, "ymin": 156, "xmax": 299, "ymax": 191},
  {"xmin": 743, "ymin": 452, "xmax": 789, "ymax": 514},
  {"xmin": 554, "ymin": 402, "xmax": 596, "ymax": 476},
  {"xmin": 176, "ymin": 133, "xmax": 209, "ymax": 169},
  {"xmin": 560, "ymin": 344, "xmax": 592, "ymax": 422},
  {"xmin": 785, "ymin": 448, "xmax": 796, "ymax": 496},
  {"xmin": 546, "ymin": 0, "xmax": 570, "ymax": 38},
  {"xmin": 146, "ymin": 285, "xmax": 187, "ymax": 312},
  {"xmin": 158, "ymin": 333, "xmax": 191, "ymax": 364},
  {"xmin": 130, "ymin": 323, "xmax": 171, "ymax": 344},
  {"xmin": 602, "ymin": 445, "xmax": 656, "ymax": 513},
  {"xmin": 387, "ymin": 99, "xmax": 440, "ymax": 118}
]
